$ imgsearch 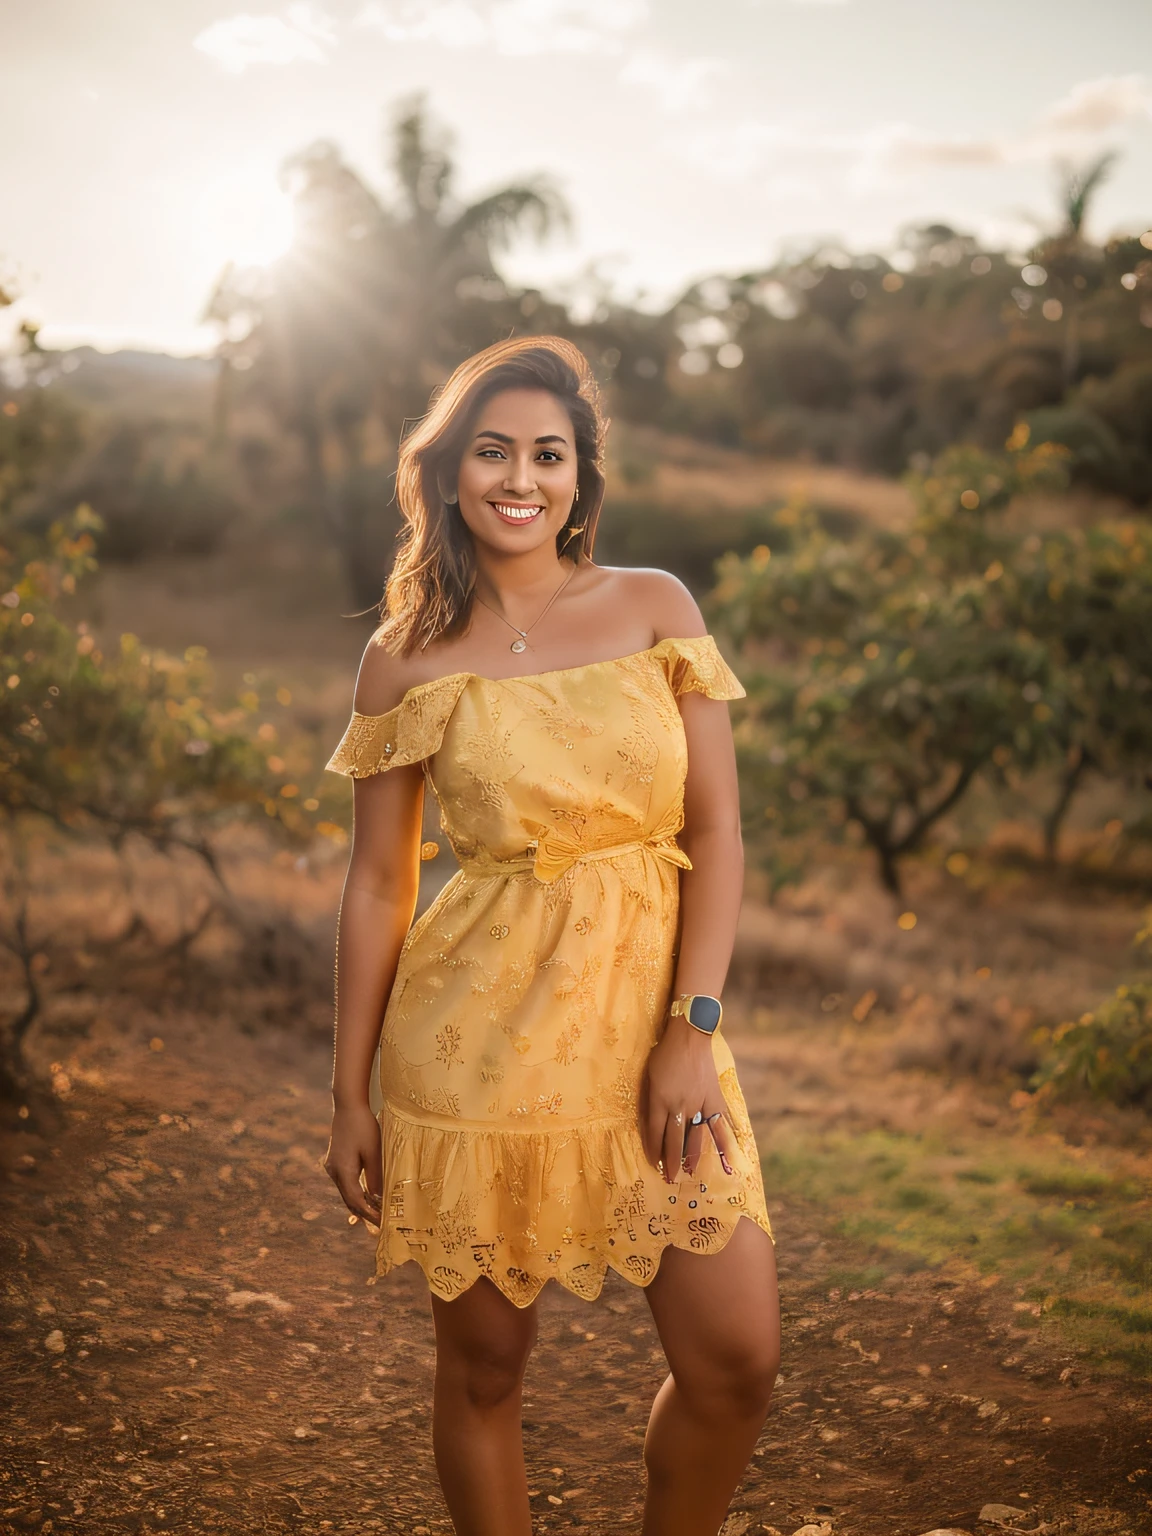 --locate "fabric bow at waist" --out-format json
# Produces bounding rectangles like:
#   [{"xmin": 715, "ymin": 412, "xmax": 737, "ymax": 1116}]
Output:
[{"xmin": 459, "ymin": 804, "xmax": 692, "ymax": 885}]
